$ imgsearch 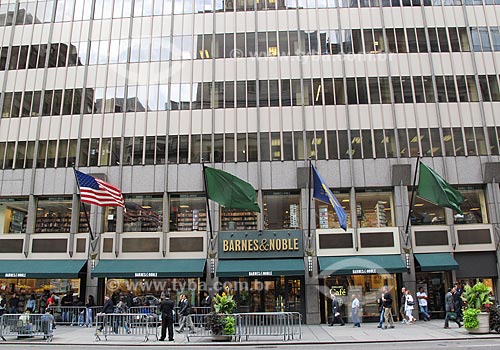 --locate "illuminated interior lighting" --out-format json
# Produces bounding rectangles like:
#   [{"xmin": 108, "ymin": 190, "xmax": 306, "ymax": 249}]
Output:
[
  {"xmin": 179, "ymin": 205, "xmax": 190, "ymax": 208},
  {"xmin": 352, "ymin": 137, "xmax": 361, "ymax": 144},
  {"xmin": 341, "ymin": 199, "xmax": 350, "ymax": 203},
  {"xmin": 315, "ymin": 84, "xmax": 322, "ymax": 102},
  {"xmin": 381, "ymin": 137, "xmax": 389, "ymax": 144},
  {"xmin": 414, "ymin": 203, "xmax": 424, "ymax": 207},
  {"xmin": 271, "ymin": 139, "xmax": 281, "ymax": 146},
  {"xmin": 141, "ymin": 205, "xmax": 152, "ymax": 209},
  {"xmin": 470, "ymin": 207, "xmax": 480, "ymax": 211},
  {"xmin": 443, "ymin": 135, "xmax": 452, "ymax": 142}
]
